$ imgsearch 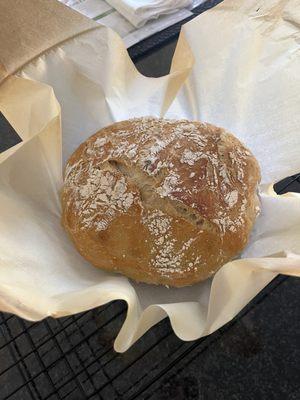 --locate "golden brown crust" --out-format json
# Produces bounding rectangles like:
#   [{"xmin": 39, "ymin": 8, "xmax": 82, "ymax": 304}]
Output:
[{"xmin": 61, "ymin": 117, "xmax": 261, "ymax": 287}]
